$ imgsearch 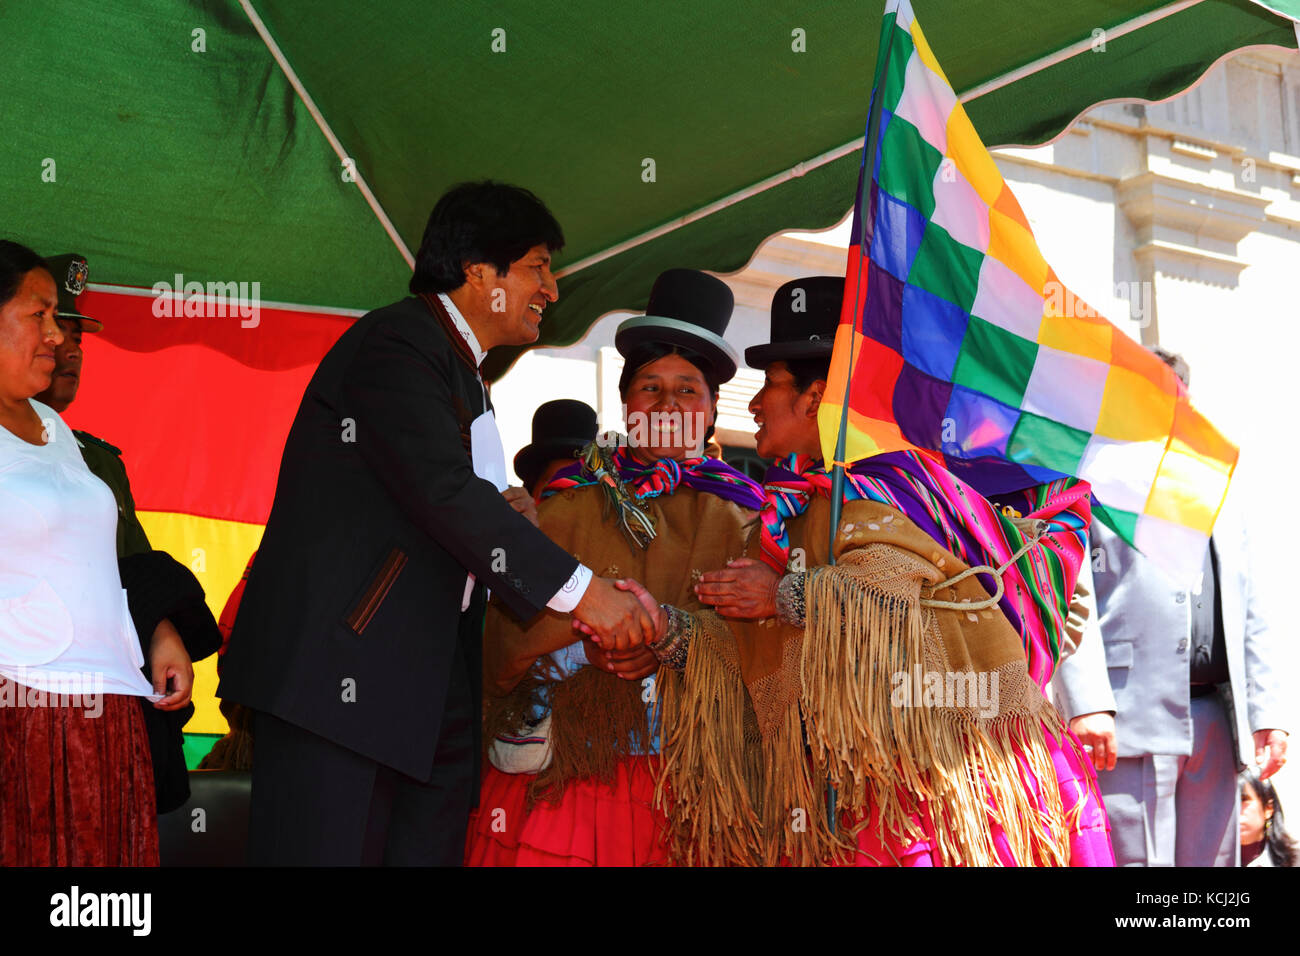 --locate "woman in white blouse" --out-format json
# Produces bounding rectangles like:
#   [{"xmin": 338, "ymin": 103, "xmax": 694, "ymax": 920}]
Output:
[{"xmin": 0, "ymin": 240, "xmax": 192, "ymax": 865}]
